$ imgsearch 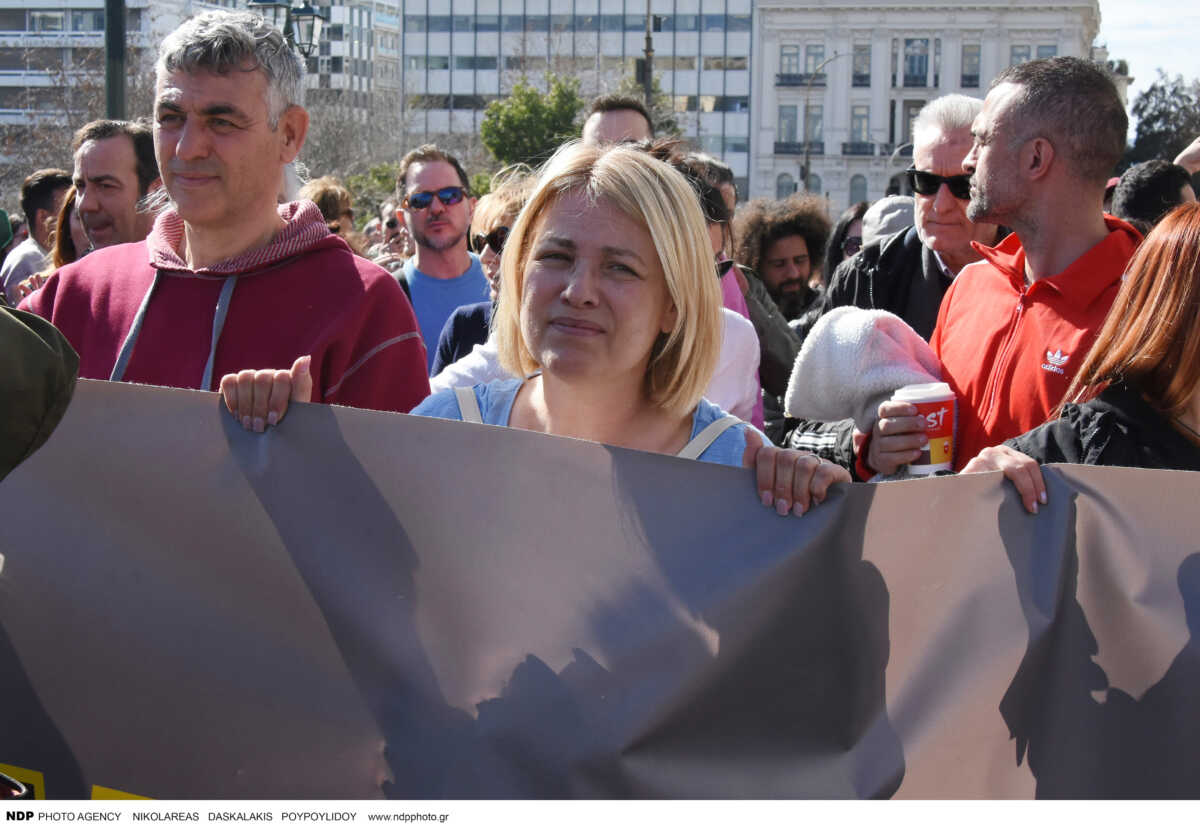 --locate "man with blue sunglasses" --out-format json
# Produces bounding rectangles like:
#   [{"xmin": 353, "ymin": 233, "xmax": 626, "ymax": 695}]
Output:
[{"xmin": 394, "ymin": 145, "xmax": 488, "ymax": 373}]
